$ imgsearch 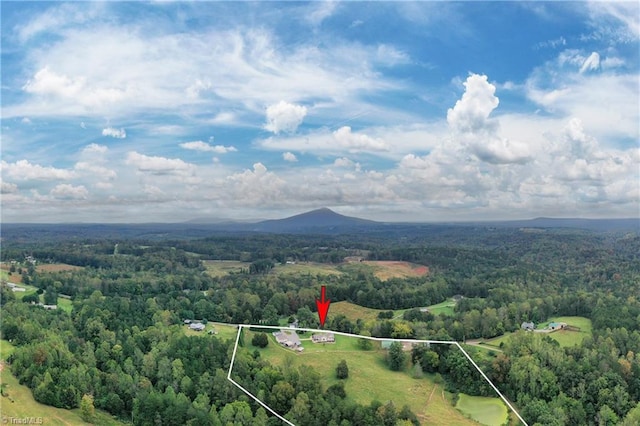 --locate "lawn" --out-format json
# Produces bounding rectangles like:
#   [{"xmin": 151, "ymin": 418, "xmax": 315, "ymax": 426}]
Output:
[
  {"xmin": 242, "ymin": 330, "xmax": 477, "ymax": 425},
  {"xmin": 1, "ymin": 340, "xmax": 124, "ymax": 425},
  {"xmin": 537, "ymin": 316, "xmax": 593, "ymax": 347},
  {"xmin": 183, "ymin": 322, "xmax": 239, "ymax": 342},
  {"xmin": 455, "ymin": 393, "xmax": 509, "ymax": 426},
  {"xmin": 426, "ymin": 300, "xmax": 457, "ymax": 317}
]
